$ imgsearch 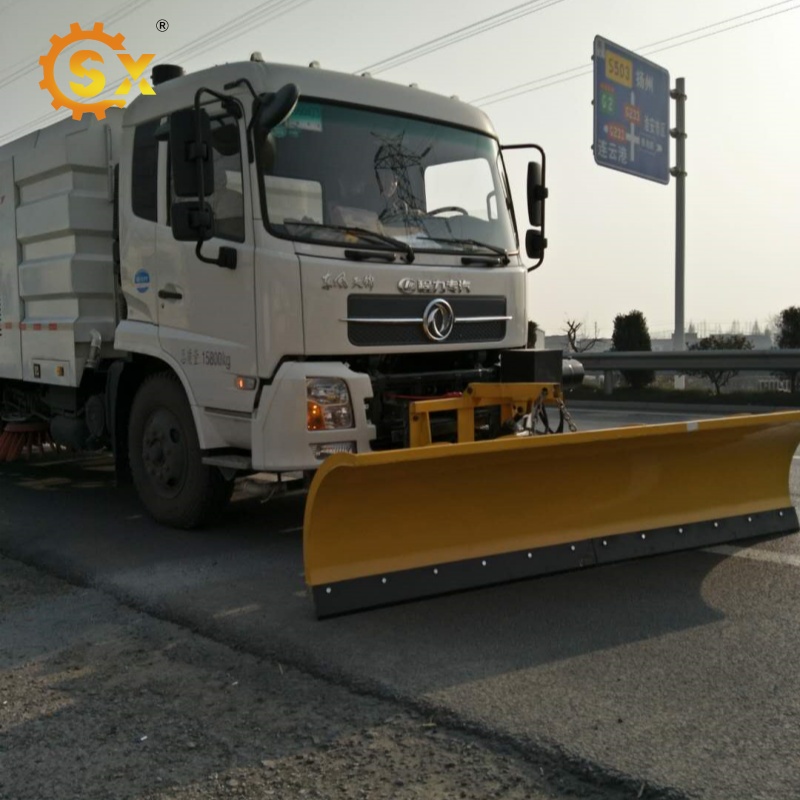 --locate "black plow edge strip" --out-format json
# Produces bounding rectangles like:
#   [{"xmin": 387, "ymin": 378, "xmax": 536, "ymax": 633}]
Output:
[{"xmin": 313, "ymin": 507, "xmax": 799, "ymax": 617}]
